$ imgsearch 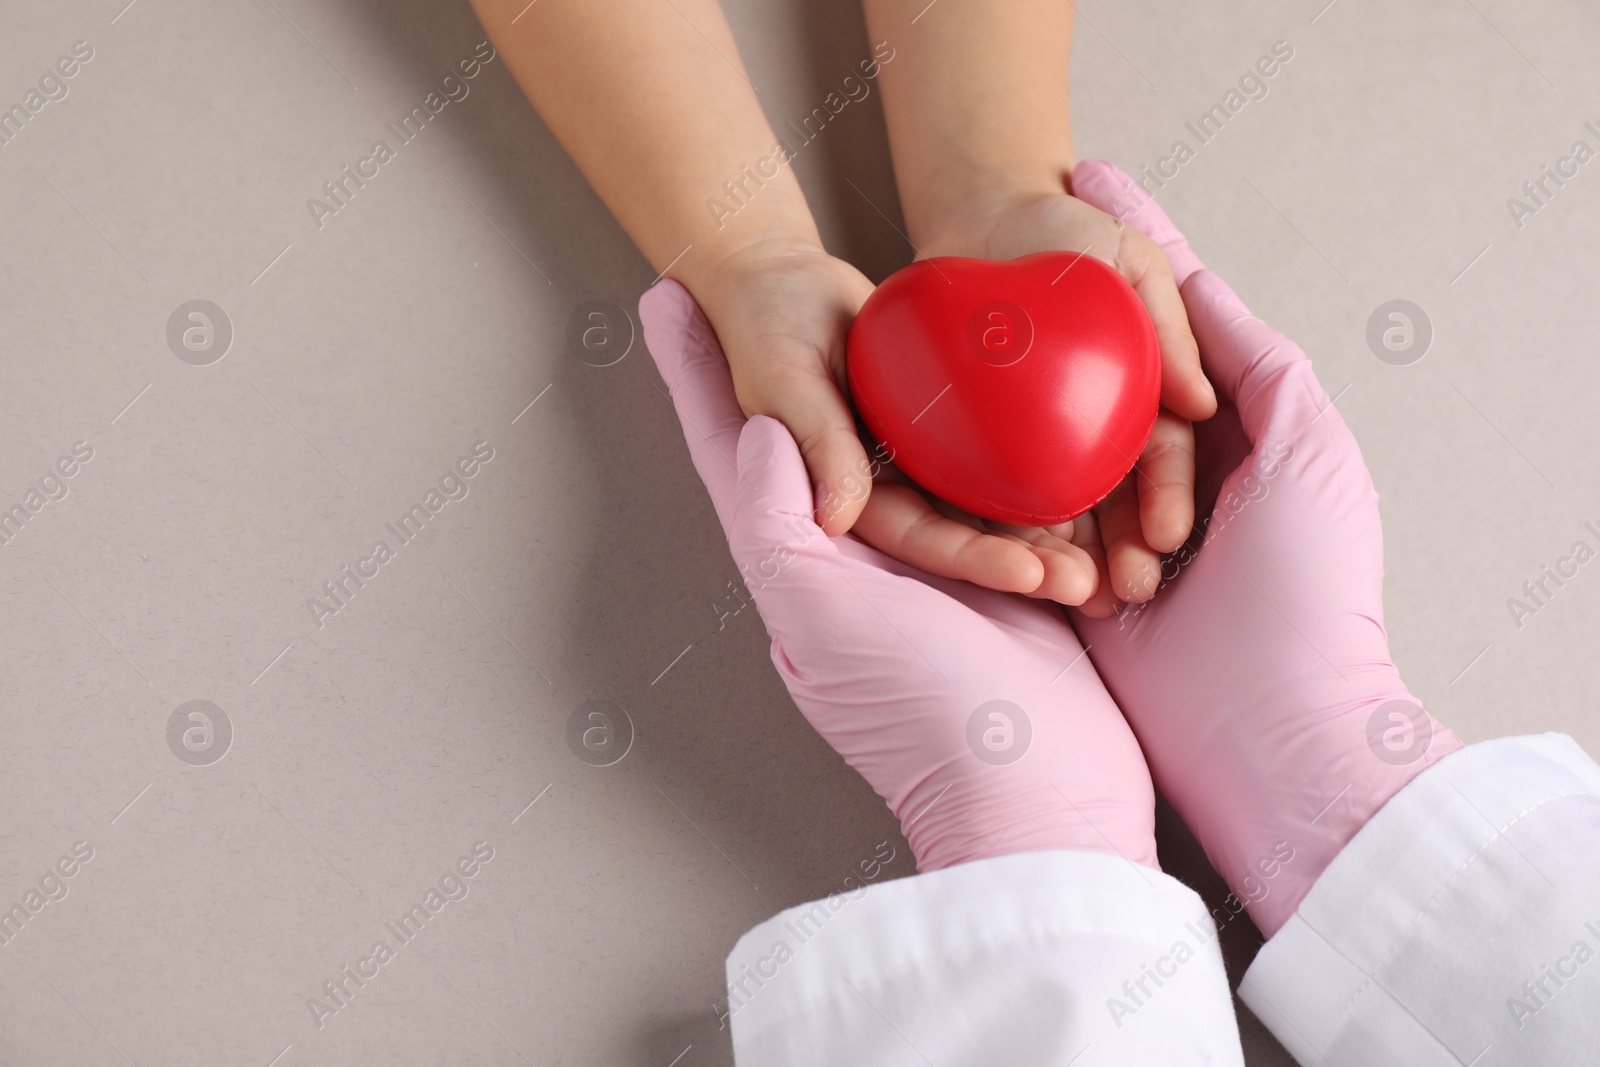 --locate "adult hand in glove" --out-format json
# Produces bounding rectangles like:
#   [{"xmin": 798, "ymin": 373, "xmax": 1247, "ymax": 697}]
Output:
[
  {"xmin": 639, "ymin": 279, "xmax": 1158, "ymax": 874},
  {"xmin": 1067, "ymin": 161, "xmax": 1464, "ymax": 937}
]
